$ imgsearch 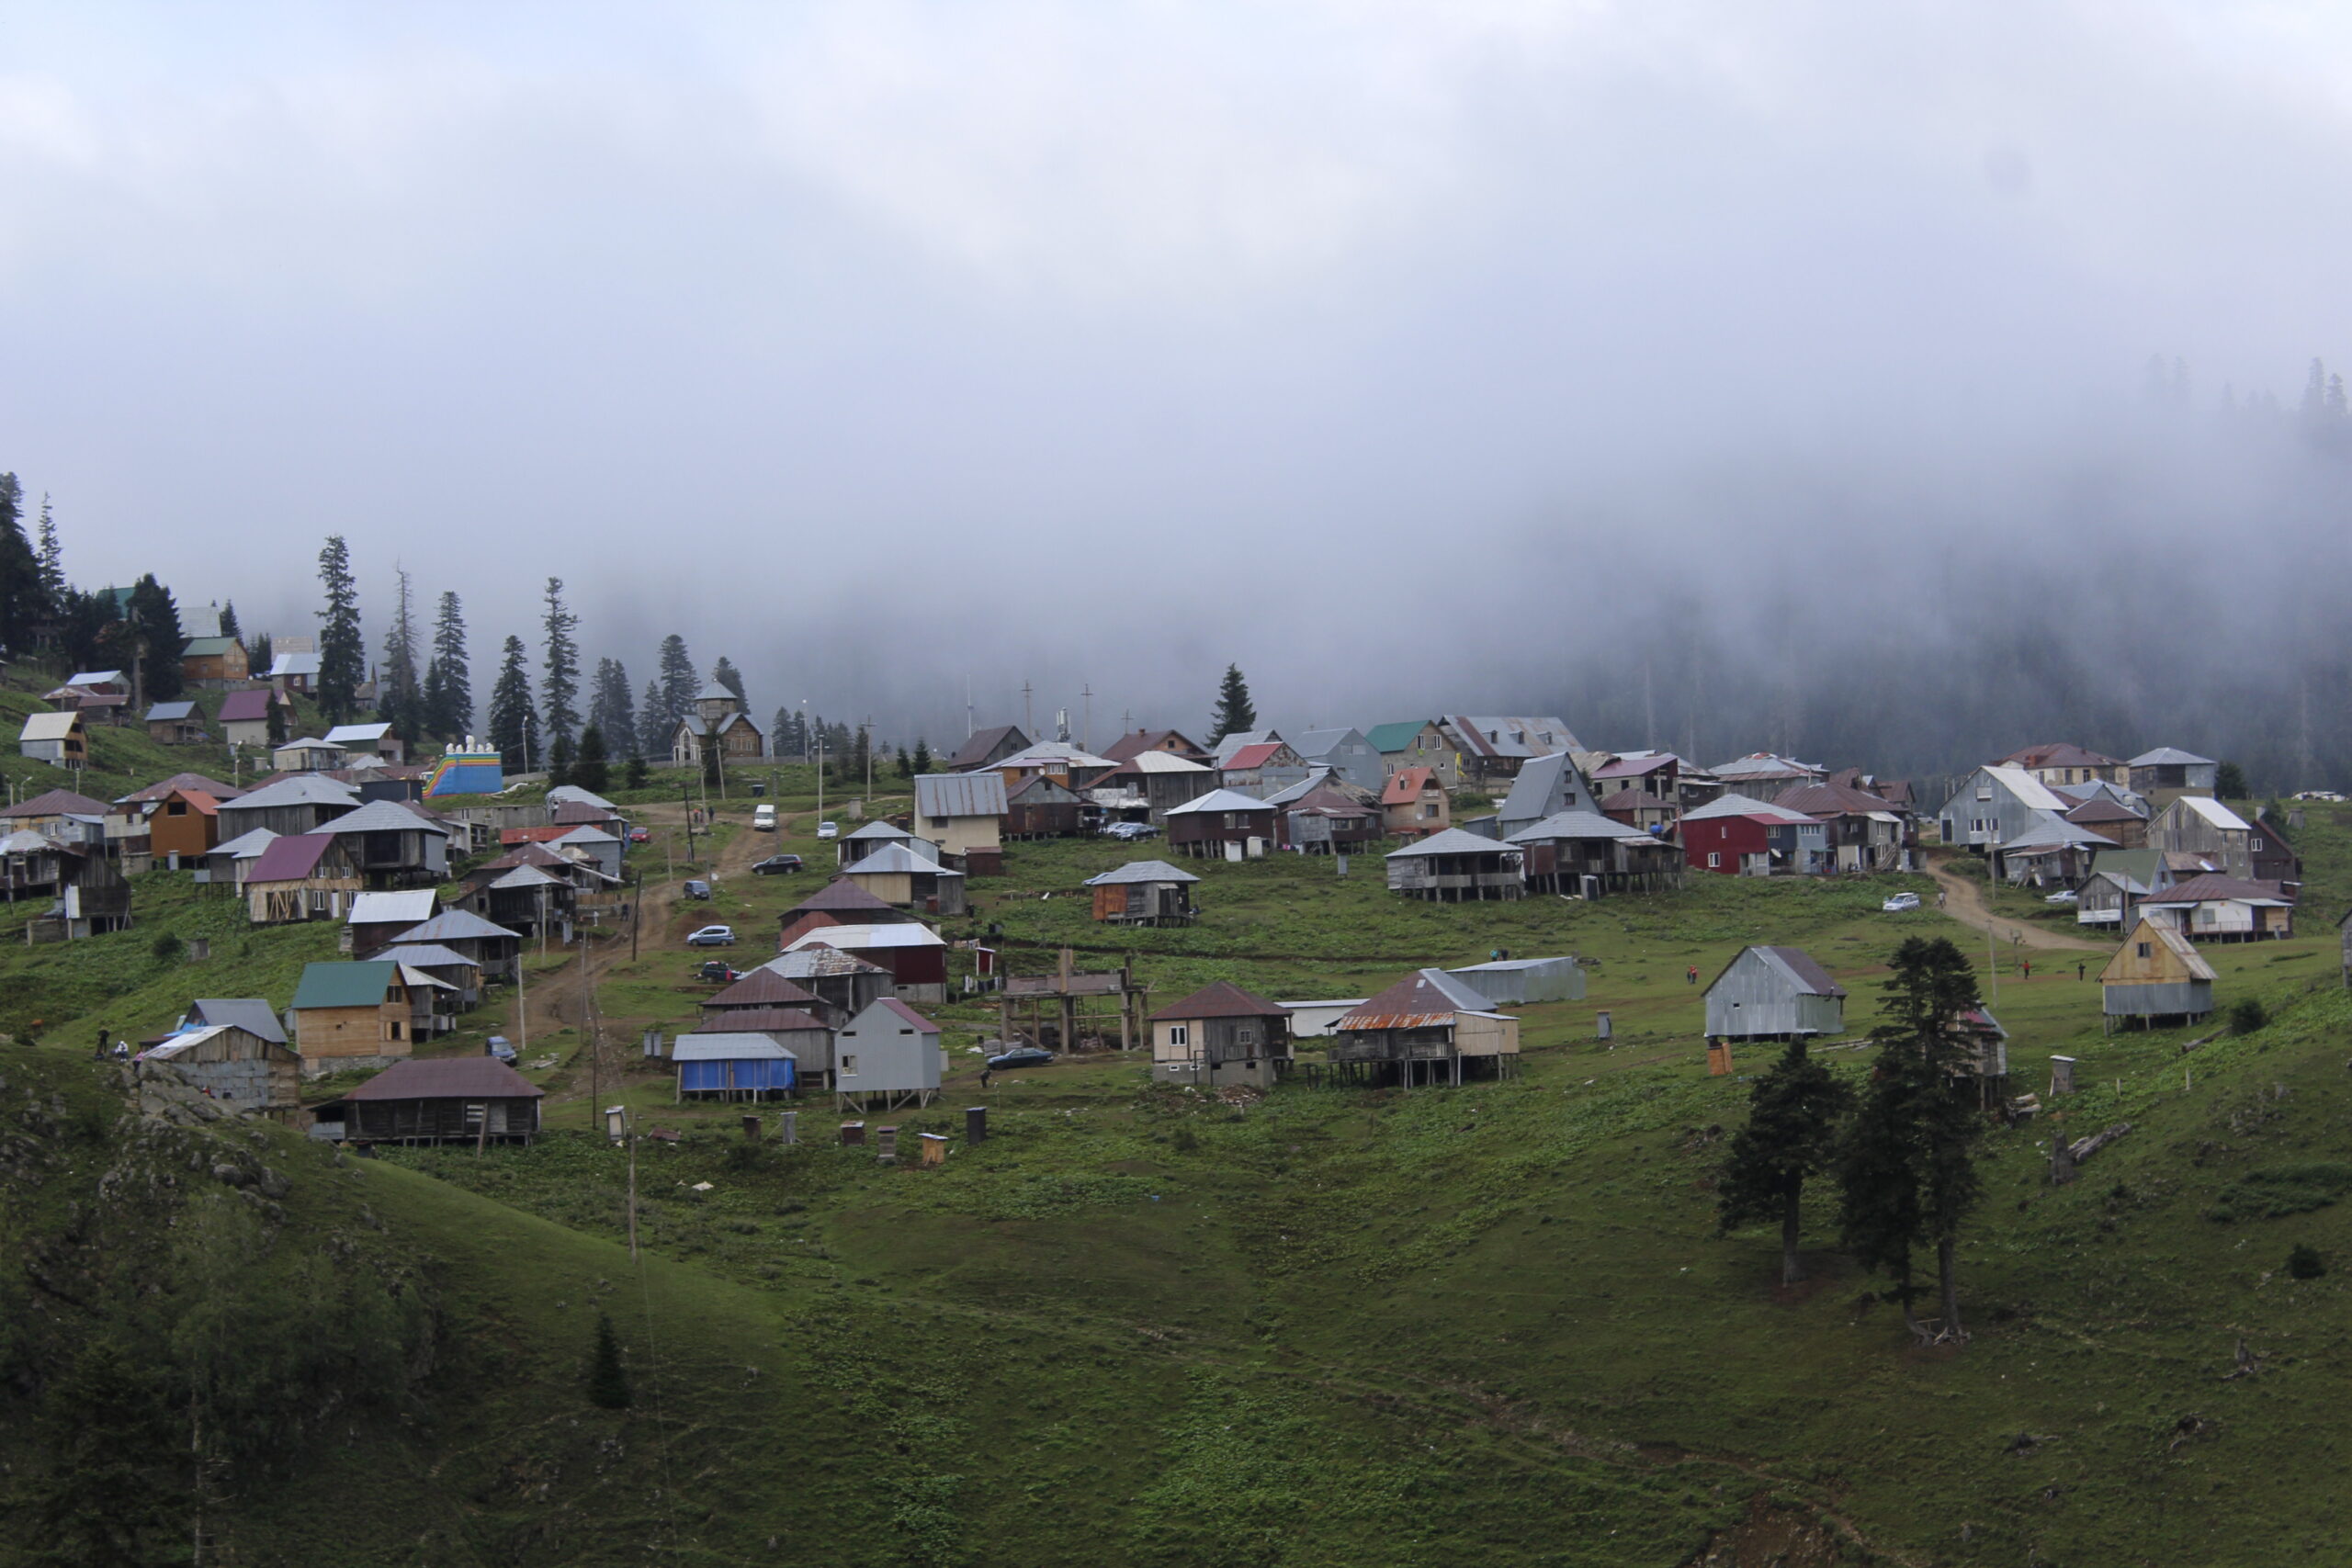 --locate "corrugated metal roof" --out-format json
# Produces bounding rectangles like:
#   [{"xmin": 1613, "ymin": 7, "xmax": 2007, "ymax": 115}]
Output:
[
  {"xmin": 375, "ymin": 943, "xmax": 479, "ymax": 971},
  {"xmin": 1149, "ymin": 979, "xmax": 1287, "ymax": 1022},
  {"xmin": 245, "ymin": 833, "xmax": 340, "ymax": 883},
  {"xmin": 312, "ymin": 799, "xmax": 445, "ymax": 836},
  {"xmin": 845, "ymin": 820, "xmax": 914, "ymax": 840},
  {"xmin": 2128, "ymin": 747, "xmax": 2215, "ymax": 767},
  {"xmin": 2172, "ymin": 795, "xmax": 2252, "ymax": 832},
  {"xmin": 1380, "ymin": 767, "xmax": 1438, "ymax": 805},
  {"xmin": 1441, "ymin": 716, "xmax": 1579, "ymax": 760},
  {"xmin": 1363, "ymin": 721, "xmax": 1430, "ymax": 754},
  {"xmin": 790, "ymin": 878, "xmax": 900, "ymax": 914},
  {"xmin": 1337, "ymin": 968, "xmax": 1494, "ymax": 1031},
  {"xmin": 144, "ymin": 700, "xmax": 198, "ymax": 722},
  {"xmin": 187, "ymin": 998, "xmax": 288, "ymax": 1043},
  {"xmin": 705, "ymin": 970, "xmax": 822, "ymax": 1010},
  {"xmin": 916, "ymin": 772, "xmax": 1010, "ymax": 818},
  {"xmin": 66, "ymin": 668, "xmax": 124, "ymax": 686},
  {"xmin": 850, "ymin": 997, "xmax": 942, "ymax": 1033},
  {"xmin": 545, "ymin": 785, "xmax": 618, "ymax": 810},
  {"xmin": 210, "ymin": 827, "xmax": 279, "ymax": 860},
  {"xmin": 688, "ymin": 1007, "xmax": 831, "ymax": 1033},
  {"xmin": 786, "ymin": 923, "xmax": 945, "ymax": 952},
  {"xmin": 1998, "ymin": 742, "xmax": 2124, "ymax": 770},
  {"xmin": 673, "ymin": 1033, "xmax": 800, "ymax": 1062},
  {"xmin": 1120, "ymin": 750, "xmax": 1211, "ymax": 773},
  {"xmin": 1681, "ymin": 793, "xmax": 1820, "ymax": 826},
  {"xmin": 1505, "ymin": 809, "xmax": 1651, "ymax": 844},
  {"xmin": 222, "ymin": 774, "xmax": 361, "ymax": 812},
  {"xmin": 1164, "ymin": 788, "xmax": 1273, "ymax": 816},
  {"xmin": 348, "ymin": 890, "xmax": 438, "ymax": 925},
  {"xmin": 1221, "ymin": 742, "xmax": 1286, "ymax": 770},
  {"xmin": 17, "ymin": 712, "xmax": 82, "ymax": 742},
  {"xmin": 846, "ymin": 842, "xmax": 957, "ymax": 877},
  {"xmin": 1084, "ymin": 859, "xmax": 1199, "ymax": 886},
  {"xmin": 4, "ymin": 787, "xmax": 109, "ymax": 818},
  {"xmin": 1385, "ymin": 826, "xmax": 1521, "ymax": 858},
  {"xmin": 2000, "ymin": 815, "xmax": 2115, "ymax": 852},
  {"xmin": 291, "ymin": 960, "xmax": 400, "ymax": 1010},
  {"xmin": 345, "ymin": 1056, "xmax": 543, "ymax": 1100},
  {"xmin": 1759, "ymin": 946, "xmax": 1846, "ymax": 998},
  {"xmin": 760, "ymin": 945, "xmax": 889, "ymax": 978},
  {"xmin": 324, "ymin": 723, "xmax": 390, "ymax": 745},
  {"xmin": 2138, "ymin": 874, "xmax": 2293, "ymax": 907},
  {"xmin": 217, "ymin": 690, "xmax": 276, "ymax": 722},
  {"xmin": 395, "ymin": 908, "xmax": 522, "ymax": 943}
]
